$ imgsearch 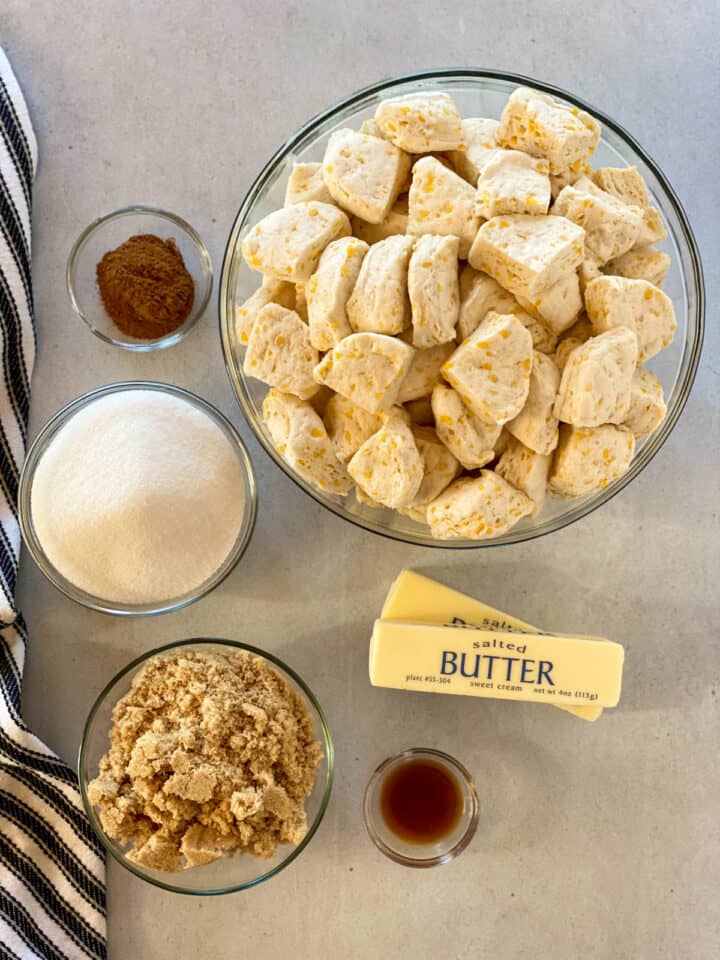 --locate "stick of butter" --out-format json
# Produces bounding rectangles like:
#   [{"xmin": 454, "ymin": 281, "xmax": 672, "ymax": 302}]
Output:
[
  {"xmin": 370, "ymin": 619, "xmax": 624, "ymax": 708},
  {"xmin": 376, "ymin": 571, "xmax": 622, "ymax": 717}
]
